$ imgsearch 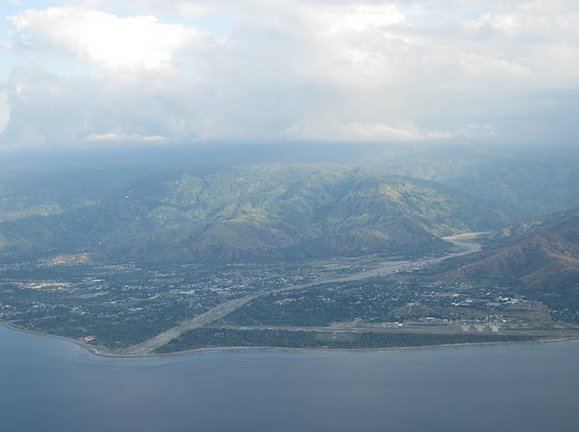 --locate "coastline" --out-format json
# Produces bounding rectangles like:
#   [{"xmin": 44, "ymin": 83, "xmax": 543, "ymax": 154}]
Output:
[
  {"xmin": 2, "ymin": 319, "xmax": 578, "ymax": 360},
  {"xmin": 127, "ymin": 336, "xmax": 579, "ymax": 360},
  {"xmin": 0, "ymin": 238, "xmax": 485, "ymax": 358},
  {"xmin": 0, "ymin": 320, "xmax": 101, "ymax": 354}
]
